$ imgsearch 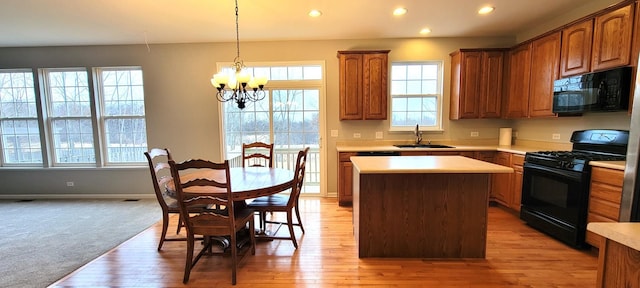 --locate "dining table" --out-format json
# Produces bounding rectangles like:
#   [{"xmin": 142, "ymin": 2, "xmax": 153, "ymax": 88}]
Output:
[{"xmin": 166, "ymin": 166, "xmax": 295, "ymax": 207}]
